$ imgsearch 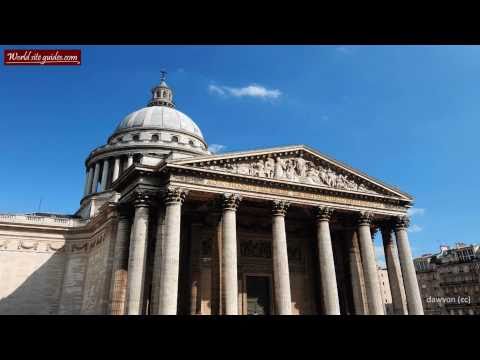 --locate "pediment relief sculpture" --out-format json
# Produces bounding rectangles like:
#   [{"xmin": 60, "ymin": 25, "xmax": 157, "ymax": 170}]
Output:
[{"xmin": 194, "ymin": 154, "xmax": 382, "ymax": 195}]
